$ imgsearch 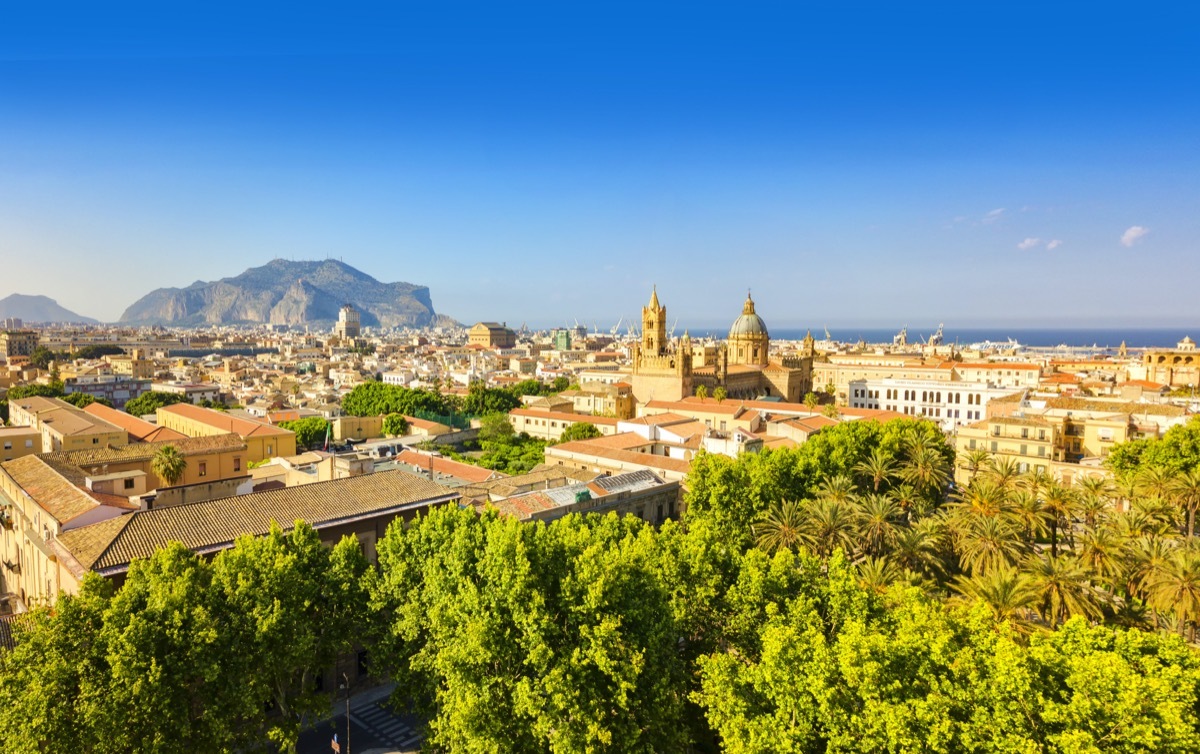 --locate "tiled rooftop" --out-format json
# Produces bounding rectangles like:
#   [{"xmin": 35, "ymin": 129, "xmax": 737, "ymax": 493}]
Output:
[{"xmin": 56, "ymin": 470, "xmax": 458, "ymax": 574}]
